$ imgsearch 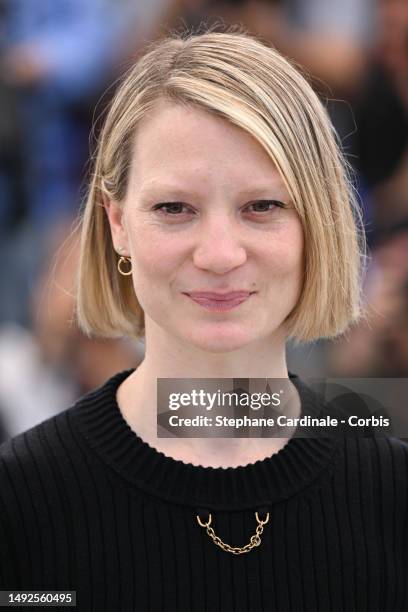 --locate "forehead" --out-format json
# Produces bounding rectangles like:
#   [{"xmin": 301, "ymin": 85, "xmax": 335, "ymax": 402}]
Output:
[{"xmin": 129, "ymin": 101, "xmax": 288, "ymax": 192}]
